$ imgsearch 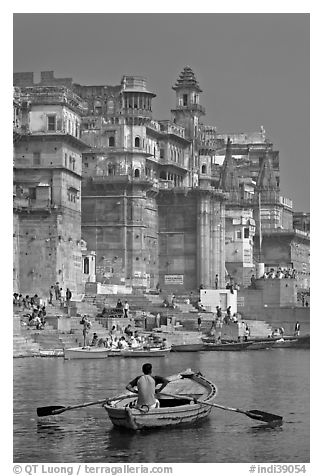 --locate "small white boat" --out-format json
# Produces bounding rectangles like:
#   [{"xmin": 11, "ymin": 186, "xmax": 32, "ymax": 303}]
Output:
[
  {"xmin": 64, "ymin": 346, "xmax": 110, "ymax": 360},
  {"xmin": 40, "ymin": 349, "xmax": 64, "ymax": 358}
]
